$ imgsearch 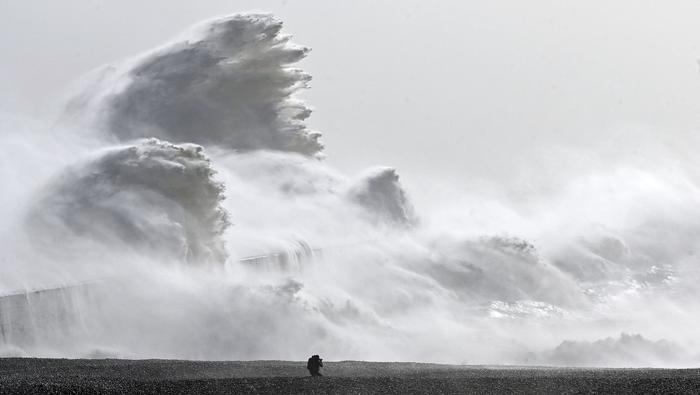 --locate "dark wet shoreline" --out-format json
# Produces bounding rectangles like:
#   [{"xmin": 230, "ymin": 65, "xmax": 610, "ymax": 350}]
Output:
[{"xmin": 1, "ymin": 358, "xmax": 699, "ymax": 394}]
